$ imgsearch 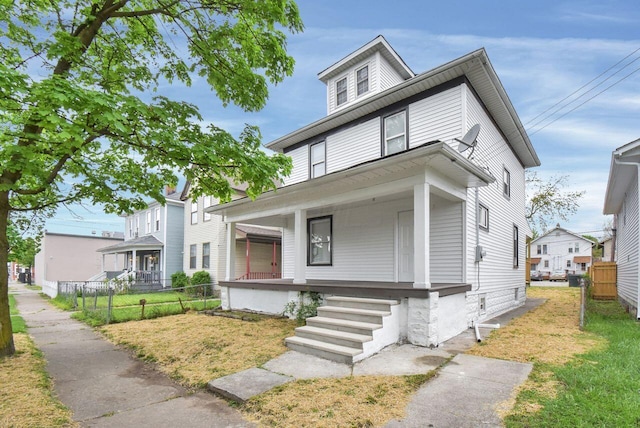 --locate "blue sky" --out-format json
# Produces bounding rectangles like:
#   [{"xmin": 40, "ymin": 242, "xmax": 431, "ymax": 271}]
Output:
[{"xmin": 45, "ymin": 0, "xmax": 640, "ymax": 238}]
